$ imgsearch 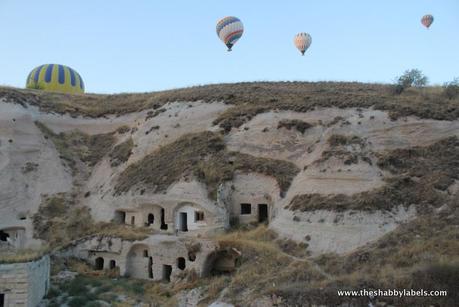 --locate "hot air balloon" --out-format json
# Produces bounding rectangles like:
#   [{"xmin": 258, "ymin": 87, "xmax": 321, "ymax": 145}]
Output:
[
  {"xmin": 294, "ymin": 33, "xmax": 312, "ymax": 56},
  {"xmin": 216, "ymin": 16, "xmax": 244, "ymax": 51},
  {"xmin": 26, "ymin": 64, "xmax": 85, "ymax": 94},
  {"xmin": 421, "ymin": 14, "xmax": 434, "ymax": 29}
]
